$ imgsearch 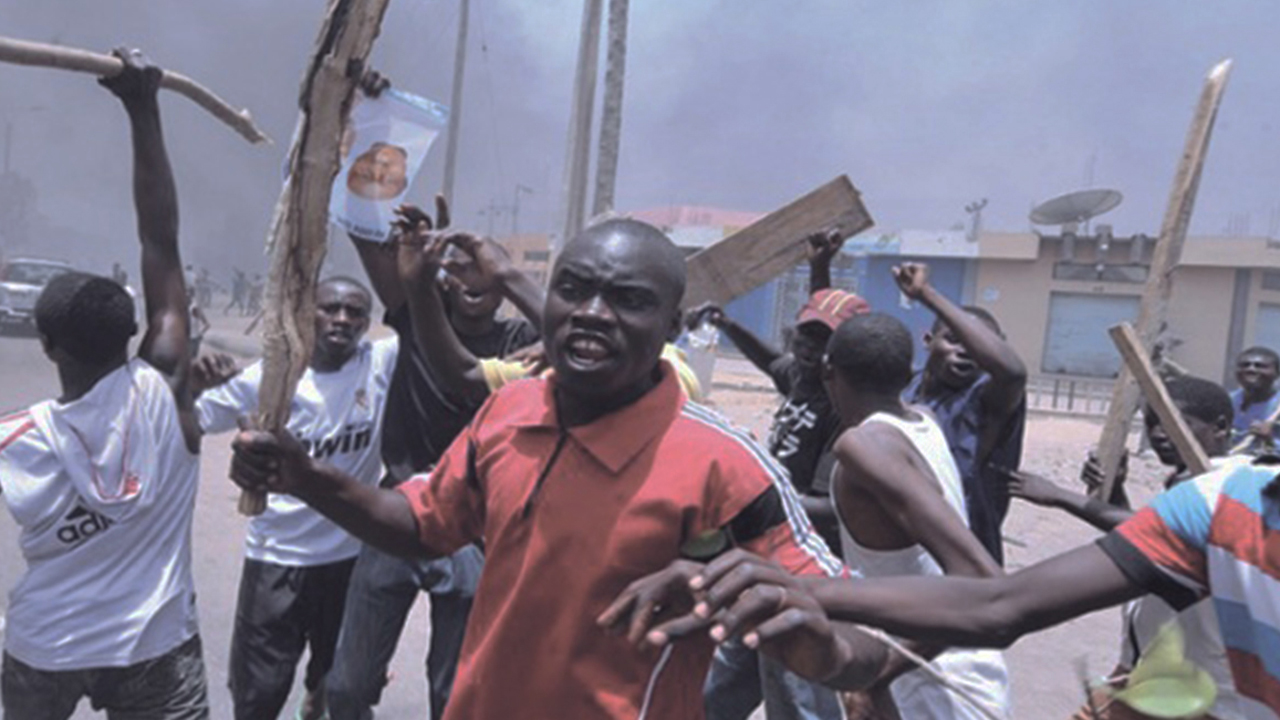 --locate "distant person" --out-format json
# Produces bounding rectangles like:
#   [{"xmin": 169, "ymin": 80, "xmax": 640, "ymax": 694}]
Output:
[
  {"xmin": 686, "ymin": 231, "xmax": 858, "ymax": 720},
  {"xmin": 1228, "ymin": 345, "xmax": 1280, "ymax": 454},
  {"xmin": 225, "ymin": 268, "xmax": 247, "ymax": 316},
  {"xmin": 346, "ymin": 142, "xmax": 409, "ymax": 201},
  {"xmin": 826, "ymin": 313, "xmax": 1009, "ymax": 719},
  {"xmin": 195, "ymin": 267, "xmax": 213, "ymax": 309},
  {"xmin": 188, "ymin": 287, "xmax": 210, "ymax": 357},
  {"xmin": 111, "ymin": 261, "xmax": 128, "ymax": 286},
  {"xmin": 196, "ymin": 276, "xmax": 397, "ymax": 720},
  {"xmin": 228, "ymin": 216, "xmax": 866, "ymax": 720},
  {"xmin": 247, "ymin": 273, "xmax": 264, "ymax": 317},
  {"xmin": 902, "ymin": 262, "xmax": 1027, "ymax": 565},
  {"xmin": 1002, "ymin": 376, "xmax": 1247, "ymax": 720},
  {"xmin": 0, "ymin": 50, "xmax": 210, "ymax": 719}
]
